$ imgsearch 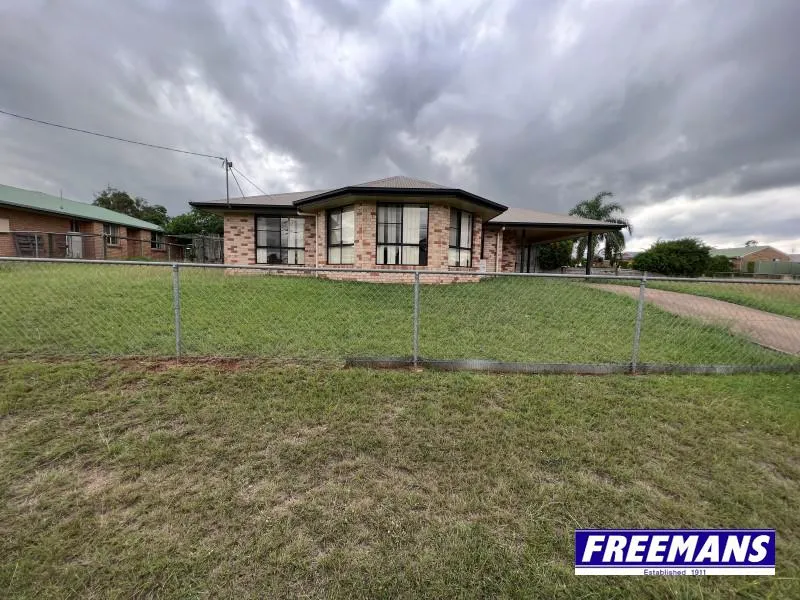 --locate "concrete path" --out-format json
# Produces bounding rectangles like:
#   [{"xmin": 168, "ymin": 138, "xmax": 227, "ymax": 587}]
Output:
[{"xmin": 592, "ymin": 284, "xmax": 800, "ymax": 355}]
